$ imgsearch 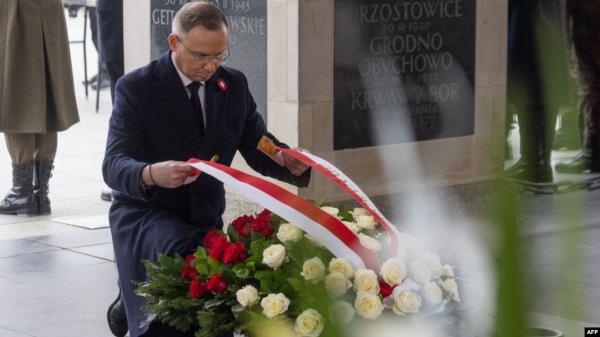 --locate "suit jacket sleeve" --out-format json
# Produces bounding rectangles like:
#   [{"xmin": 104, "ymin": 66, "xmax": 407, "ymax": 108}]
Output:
[
  {"xmin": 236, "ymin": 75, "xmax": 311, "ymax": 187},
  {"xmin": 102, "ymin": 78, "xmax": 155, "ymax": 201}
]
